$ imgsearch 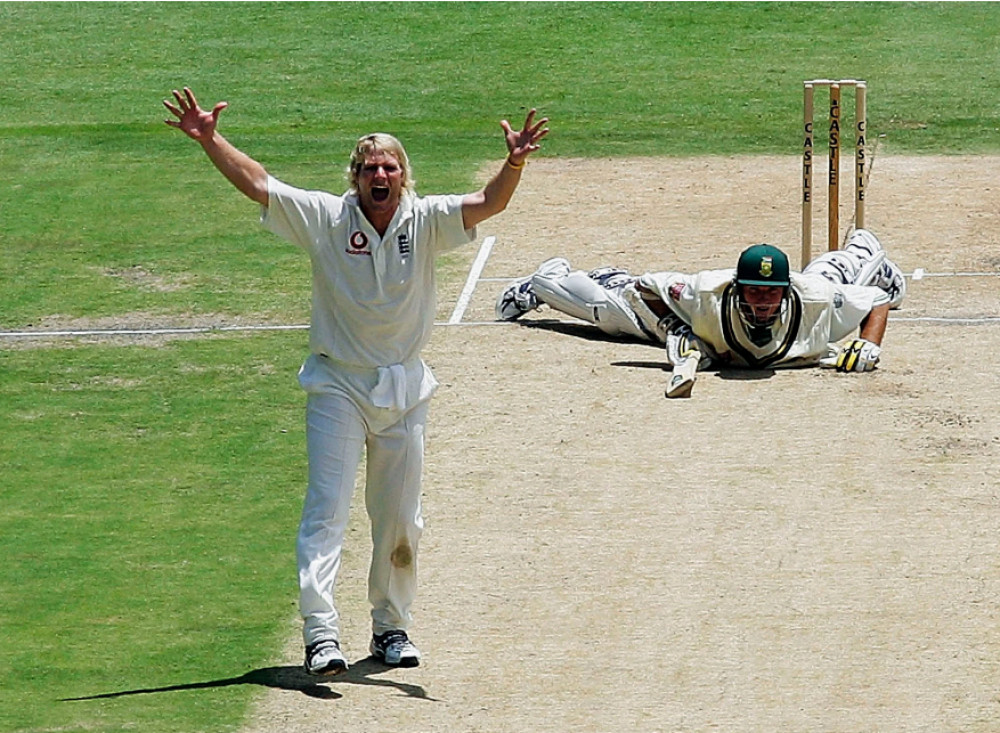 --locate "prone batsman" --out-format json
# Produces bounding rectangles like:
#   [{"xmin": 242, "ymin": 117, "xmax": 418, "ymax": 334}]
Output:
[
  {"xmin": 496, "ymin": 229, "xmax": 905, "ymax": 392},
  {"xmin": 165, "ymin": 87, "xmax": 548, "ymax": 674}
]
